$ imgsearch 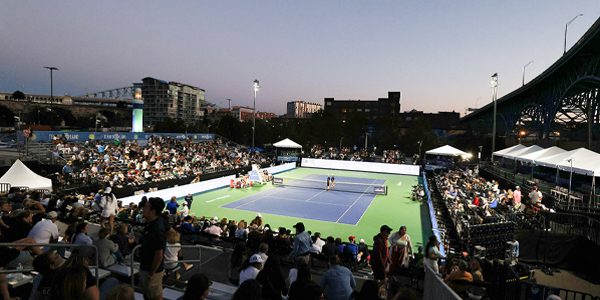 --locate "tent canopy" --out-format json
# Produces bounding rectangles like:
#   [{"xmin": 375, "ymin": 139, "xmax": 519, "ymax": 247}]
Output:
[
  {"xmin": 503, "ymin": 145, "xmax": 545, "ymax": 160},
  {"xmin": 493, "ymin": 144, "xmax": 526, "ymax": 158},
  {"xmin": 517, "ymin": 146, "xmax": 567, "ymax": 163},
  {"xmin": 425, "ymin": 145, "xmax": 467, "ymax": 157},
  {"xmin": 535, "ymin": 148, "xmax": 600, "ymax": 176},
  {"xmin": 273, "ymin": 138, "xmax": 302, "ymax": 149},
  {"xmin": 0, "ymin": 159, "xmax": 52, "ymax": 190}
]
